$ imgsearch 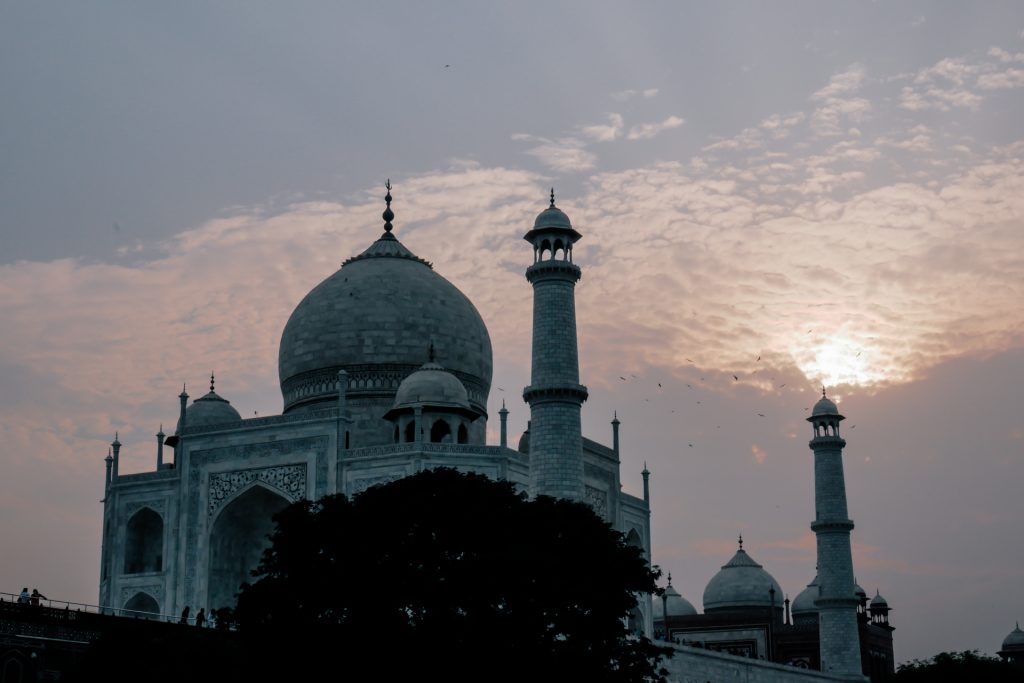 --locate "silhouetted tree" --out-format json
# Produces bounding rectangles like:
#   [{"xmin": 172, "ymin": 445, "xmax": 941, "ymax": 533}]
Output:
[
  {"xmin": 235, "ymin": 468, "xmax": 670, "ymax": 682},
  {"xmin": 894, "ymin": 650, "xmax": 1017, "ymax": 683}
]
